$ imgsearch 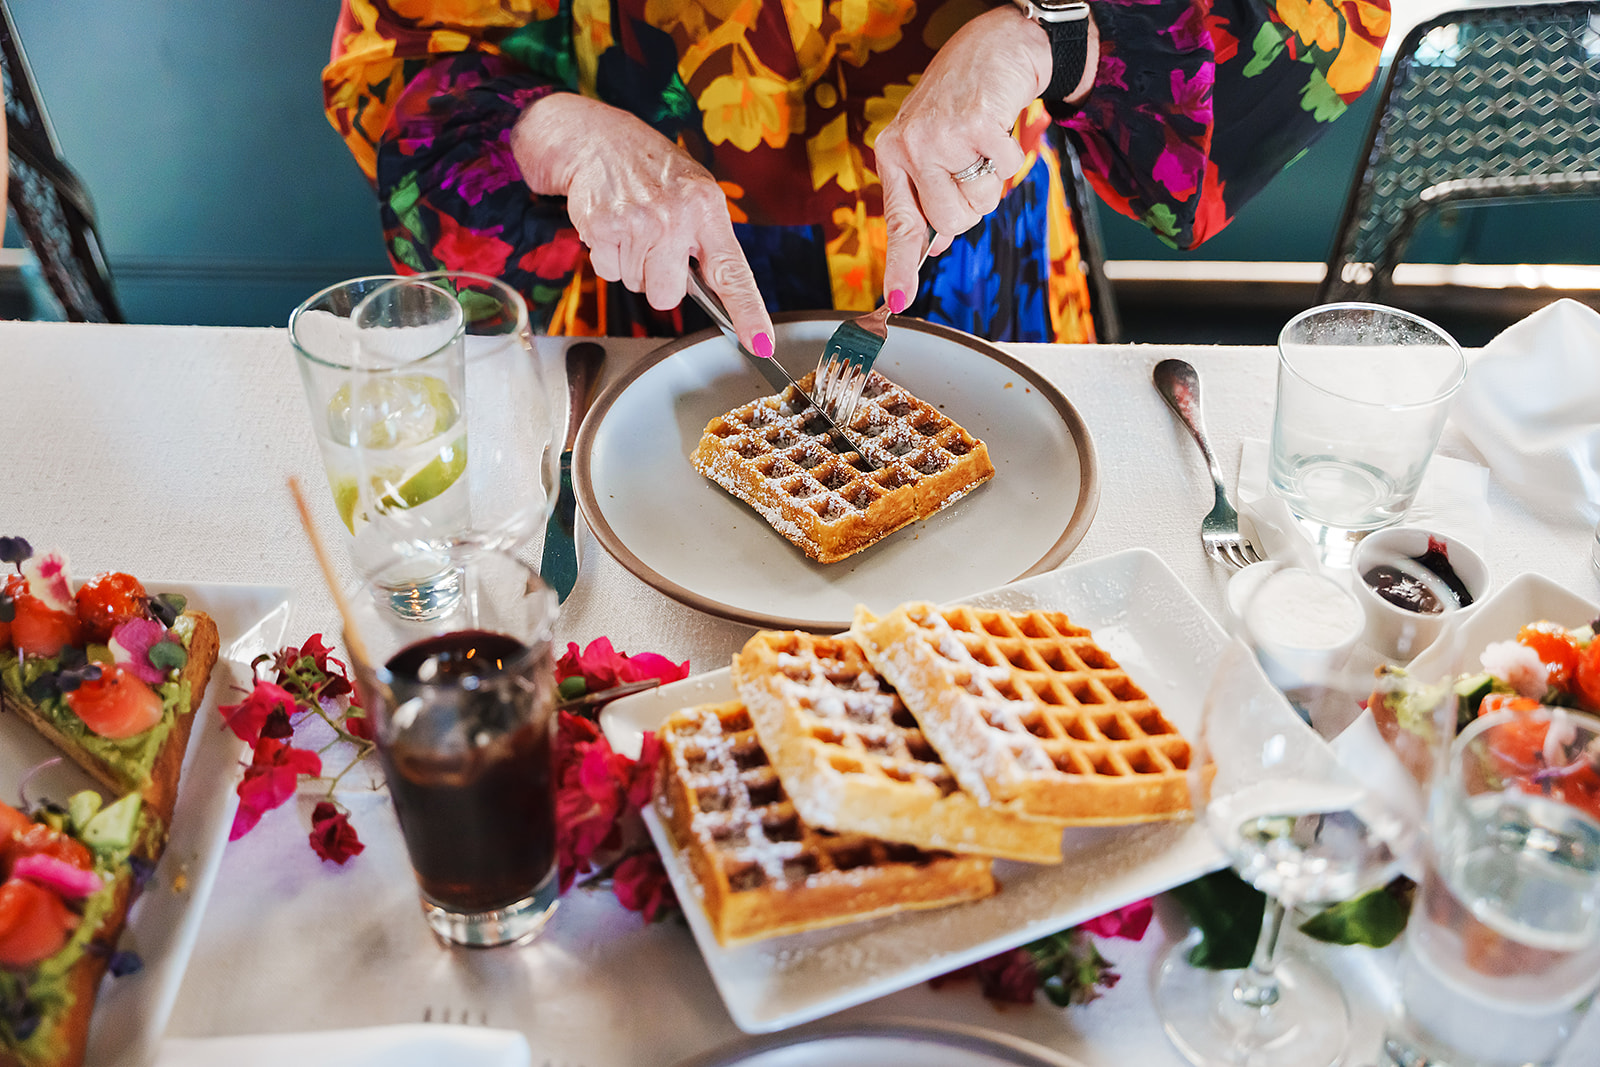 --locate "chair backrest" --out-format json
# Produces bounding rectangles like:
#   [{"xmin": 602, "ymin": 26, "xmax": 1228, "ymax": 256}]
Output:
[
  {"xmin": 1056, "ymin": 127, "xmax": 1121, "ymax": 343},
  {"xmin": 3, "ymin": 0, "xmax": 124, "ymax": 322},
  {"xmin": 1320, "ymin": 2, "xmax": 1600, "ymax": 305}
]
